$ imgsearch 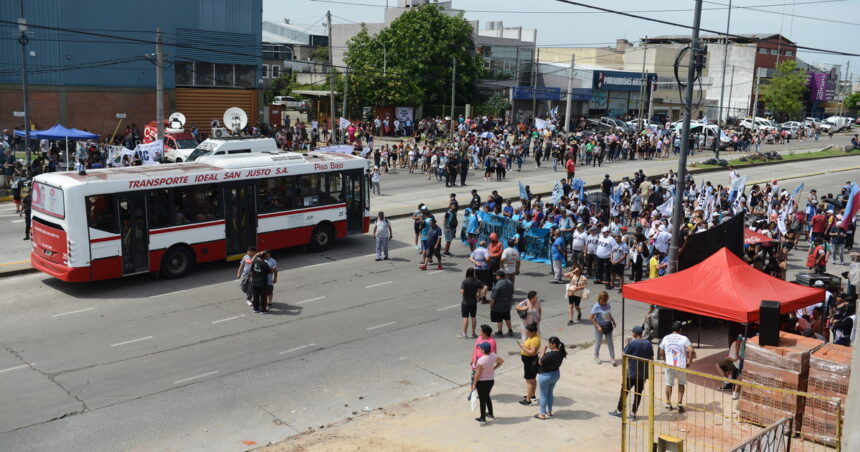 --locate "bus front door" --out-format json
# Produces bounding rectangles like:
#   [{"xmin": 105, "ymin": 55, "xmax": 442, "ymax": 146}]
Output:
[
  {"xmin": 118, "ymin": 194, "xmax": 149, "ymax": 275},
  {"xmin": 224, "ymin": 184, "xmax": 257, "ymax": 260},
  {"xmin": 343, "ymin": 170, "xmax": 365, "ymax": 234}
]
